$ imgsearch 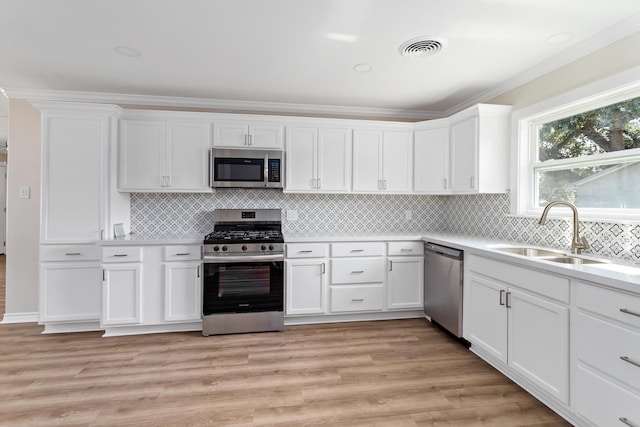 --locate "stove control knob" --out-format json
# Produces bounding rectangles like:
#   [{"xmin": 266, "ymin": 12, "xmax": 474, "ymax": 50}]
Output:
[
  {"xmin": 222, "ymin": 246, "xmax": 228, "ymax": 252},
  {"xmin": 242, "ymin": 245, "xmax": 247, "ymax": 251},
  {"xmin": 213, "ymin": 245, "xmax": 220, "ymax": 252},
  {"xmin": 261, "ymin": 245, "xmax": 267, "ymax": 251},
  {"xmin": 269, "ymin": 245, "xmax": 274, "ymax": 251}
]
